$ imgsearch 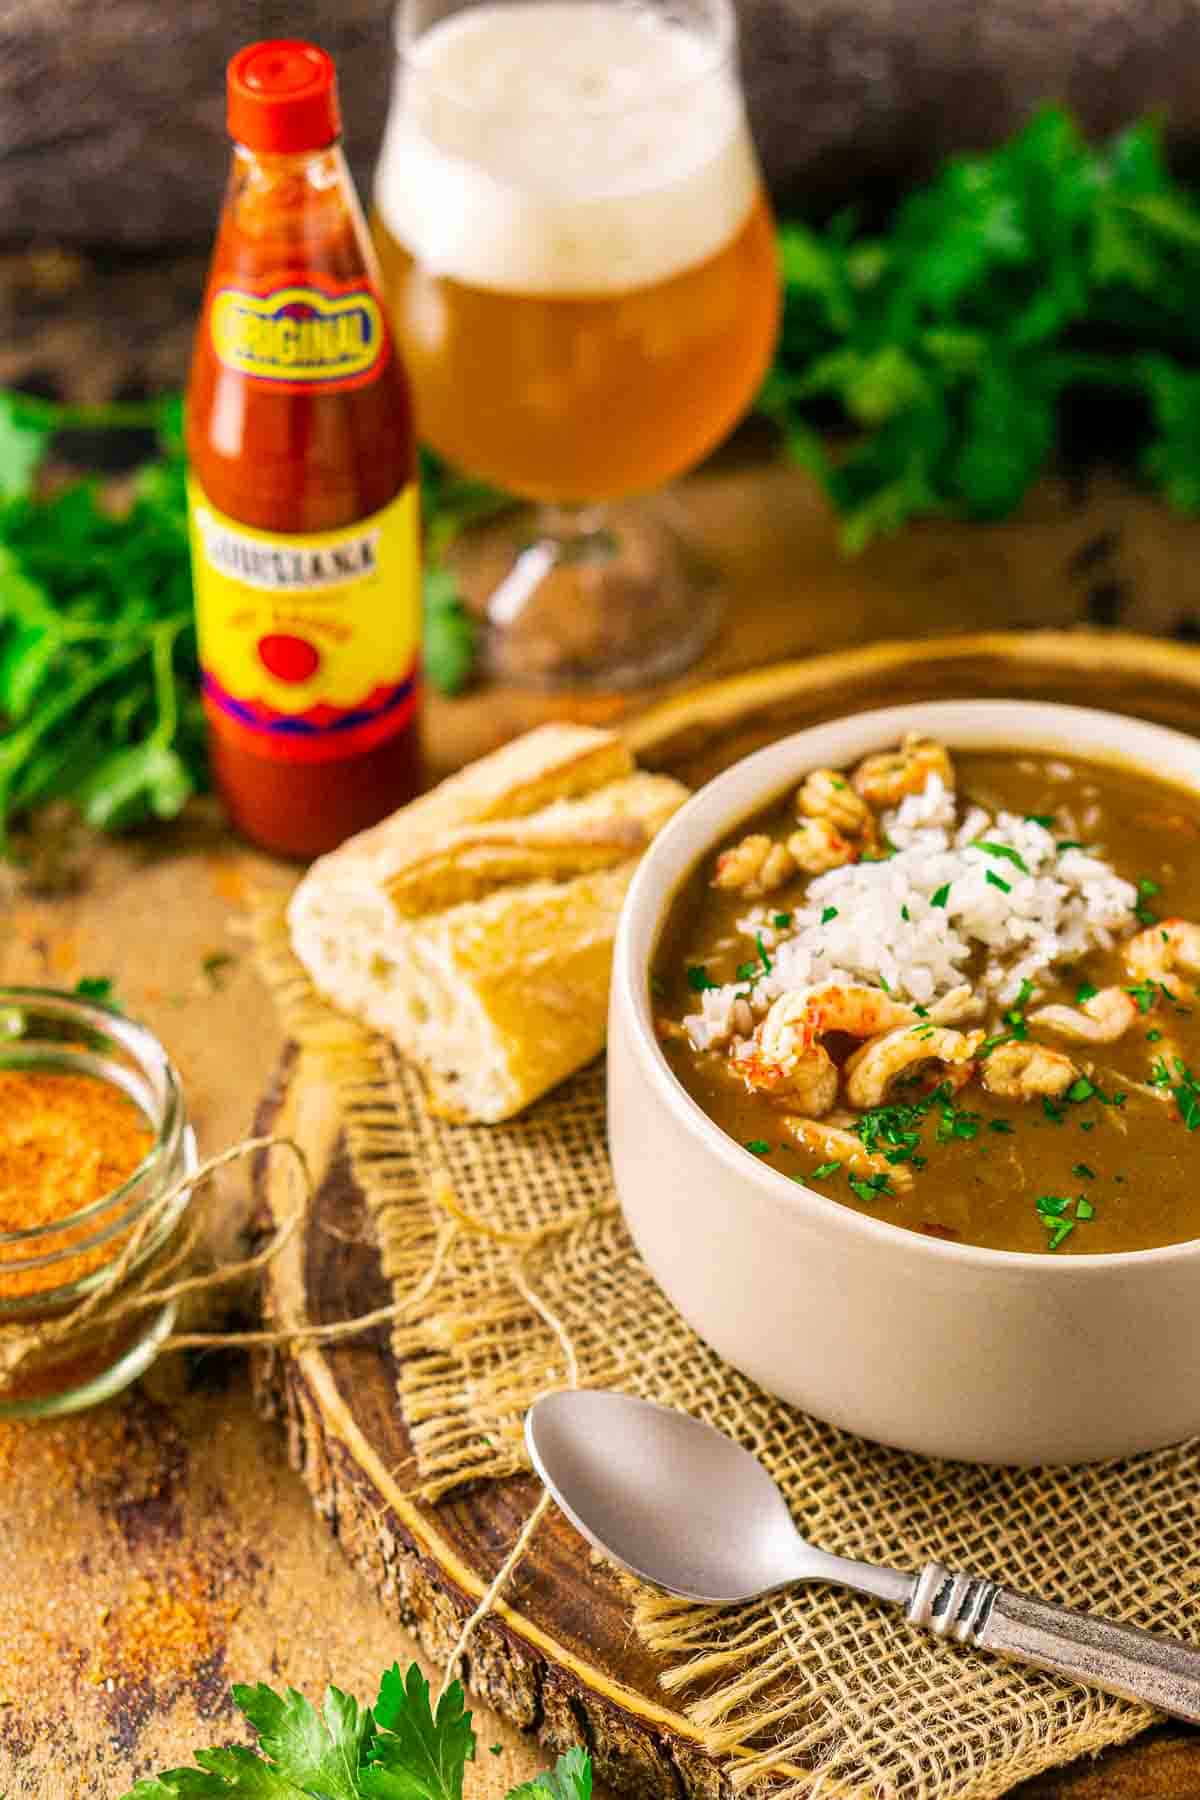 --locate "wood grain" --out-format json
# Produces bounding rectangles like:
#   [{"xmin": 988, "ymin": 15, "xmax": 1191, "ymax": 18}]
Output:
[{"xmin": 256, "ymin": 634, "xmax": 1200, "ymax": 1800}]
